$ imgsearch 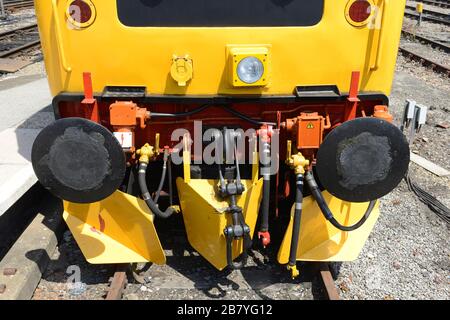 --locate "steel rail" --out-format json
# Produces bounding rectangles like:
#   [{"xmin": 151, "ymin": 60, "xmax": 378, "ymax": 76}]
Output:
[
  {"xmin": 418, "ymin": 0, "xmax": 450, "ymax": 9},
  {"xmin": 0, "ymin": 39, "xmax": 40, "ymax": 58},
  {"xmin": 317, "ymin": 263, "xmax": 341, "ymax": 300},
  {"xmin": 405, "ymin": 4, "xmax": 450, "ymax": 20},
  {"xmin": 105, "ymin": 264, "xmax": 129, "ymax": 300},
  {"xmin": 0, "ymin": 23, "xmax": 37, "ymax": 39},
  {"xmin": 404, "ymin": 10, "xmax": 450, "ymax": 25},
  {"xmin": 4, "ymin": 0, "xmax": 33, "ymax": 11},
  {"xmin": 399, "ymin": 46, "xmax": 450, "ymax": 76},
  {"xmin": 401, "ymin": 29, "xmax": 450, "ymax": 53}
]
